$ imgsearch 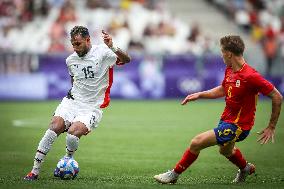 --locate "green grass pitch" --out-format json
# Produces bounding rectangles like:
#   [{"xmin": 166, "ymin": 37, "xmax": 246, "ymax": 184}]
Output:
[{"xmin": 0, "ymin": 100, "xmax": 283, "ymax": 189}]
